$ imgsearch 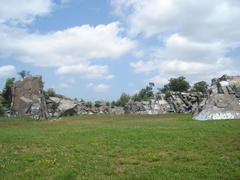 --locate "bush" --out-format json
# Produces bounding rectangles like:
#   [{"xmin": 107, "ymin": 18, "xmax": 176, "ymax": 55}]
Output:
[
  {"xmin": 2, "ymin": 78, "xmax": 15, "ymax": 108},
  {"xmin": 46, "ymin": 88, "xmax": 65, "ymax": 98}
]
